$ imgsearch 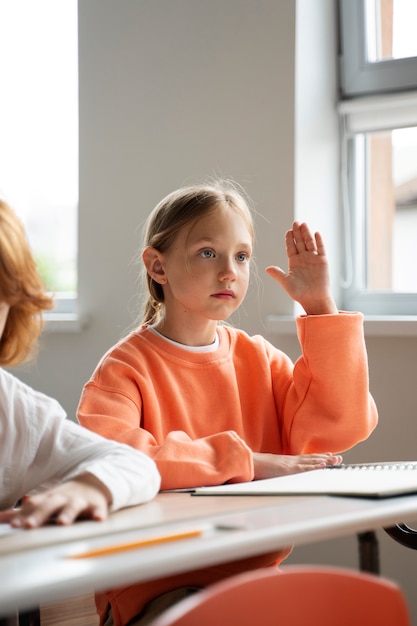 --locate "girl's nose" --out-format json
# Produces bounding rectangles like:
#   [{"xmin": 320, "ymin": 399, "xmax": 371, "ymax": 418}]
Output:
[{"xmin": 218, "ymin": 258, "xmax": 237, "ymax": 281}]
